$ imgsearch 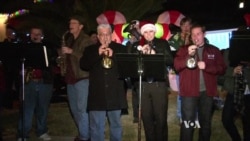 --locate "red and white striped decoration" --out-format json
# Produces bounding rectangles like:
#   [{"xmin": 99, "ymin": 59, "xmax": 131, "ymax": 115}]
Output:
[
  {"xmin": 96, "ymin": 10, "xmax": 127, "ymax": 44},
  {"xmin": 157, "ymin": 10, "xmax": 185, "ymax": 27},
  {"xmin": 96, "ymin": 10, "xmax": 126, "ymax": 25}
]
